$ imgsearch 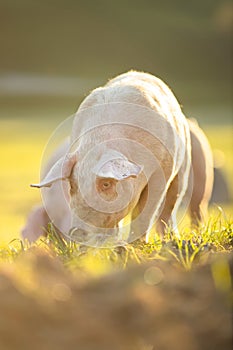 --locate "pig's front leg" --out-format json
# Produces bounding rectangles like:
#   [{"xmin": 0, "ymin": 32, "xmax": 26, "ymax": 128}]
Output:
[
  {"xmin": 130, "ymin": 171, "xmax": 168, "ymax": 242},
  {"xmin": 156, "ymin": 175, "xmax": 179, "ymax": 235}
]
